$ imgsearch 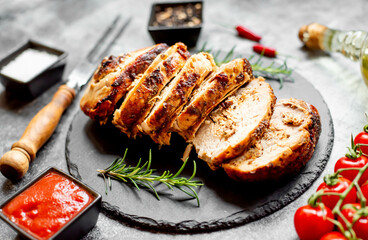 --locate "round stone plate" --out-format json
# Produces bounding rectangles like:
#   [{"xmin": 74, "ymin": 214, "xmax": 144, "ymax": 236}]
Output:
[{"xmin": 65, "ymin": 65, "xmax": 334, "ymax": 233}]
